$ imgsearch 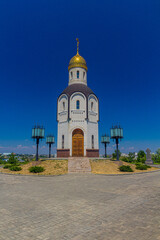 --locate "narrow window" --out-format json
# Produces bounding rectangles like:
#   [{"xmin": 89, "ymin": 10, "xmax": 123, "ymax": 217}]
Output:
[
  {"xmin": 92, "ymin": 135, "xmax": 94, "ymax": 149},
  {"xmin": 62, "ymin": 135, "xmax": 64, "ymax": 149},
  {"xmin": 83, "ymin": 72, "xmax": 85, "ymax": 79},
  {"xmin": 71, "ymin": 72, "xmax": 73, "ymax": 78},
  {"xmin": 63, "ymin": 102, "xmax": 65, "ymax": 110},
  {"xmin": 77, "ymin": 71, "xmax": 79, "ymax": 79},
  {"xmin": 76, "ymin": 100, "xmax": 80, "ymax": 109},
  {"xmin": 91, "ymin": 102, "xmax": 93, "ymax": 111}
]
